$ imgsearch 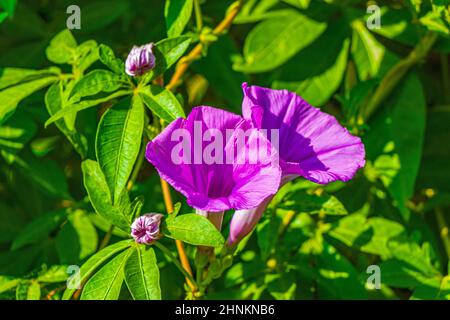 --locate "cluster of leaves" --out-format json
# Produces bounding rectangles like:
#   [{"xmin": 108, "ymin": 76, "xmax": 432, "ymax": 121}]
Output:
[{"xmin": 0, "ymin": 0, "xmax": 450, "ymax": 300}]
